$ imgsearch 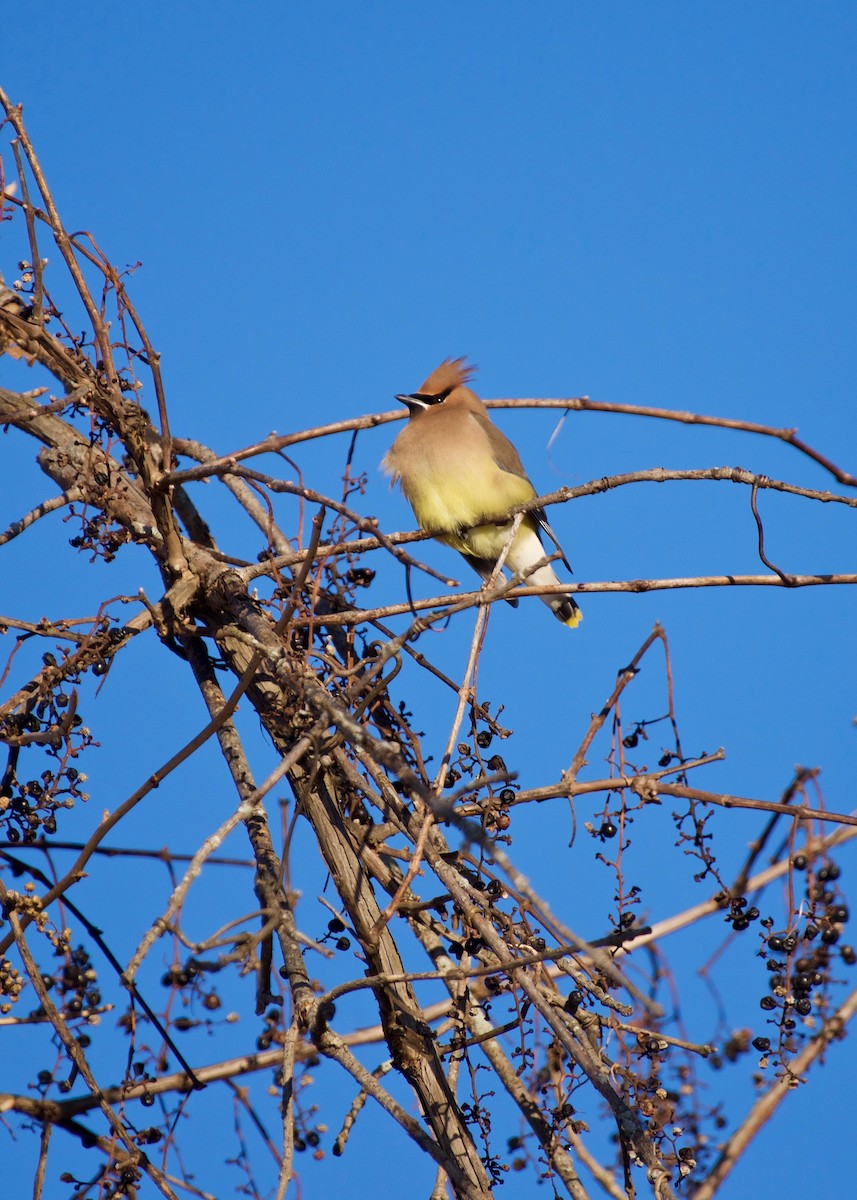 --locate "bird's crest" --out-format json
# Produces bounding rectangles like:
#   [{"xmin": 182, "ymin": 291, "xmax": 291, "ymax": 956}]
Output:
[{"xmin": 417, "ymin": 356, "xmax": 477, "ymax": 396}]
